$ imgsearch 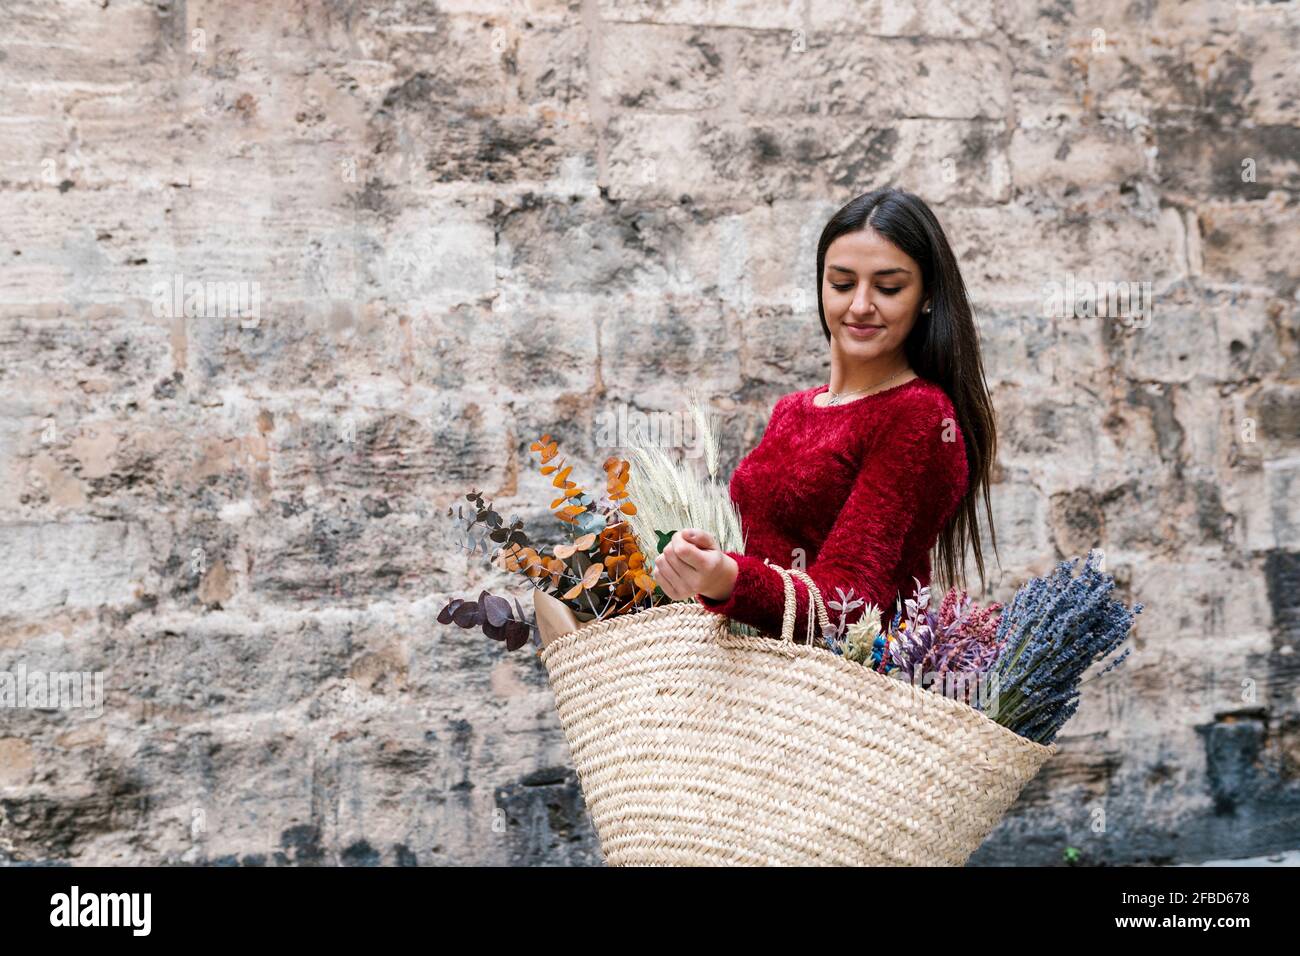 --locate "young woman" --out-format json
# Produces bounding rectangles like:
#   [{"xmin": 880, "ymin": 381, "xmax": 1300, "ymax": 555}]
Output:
[{"xmin": 651, "ymin": 187, "xmax": 999, "ymax": 642}]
